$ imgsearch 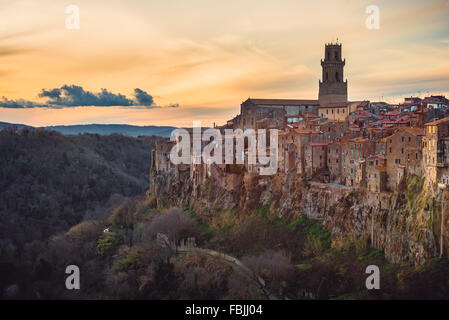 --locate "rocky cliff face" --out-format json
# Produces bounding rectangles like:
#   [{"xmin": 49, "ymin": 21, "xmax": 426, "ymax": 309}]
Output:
[{"xmin": 150, "ymin": 168, "xmax": 448, "ymax": 266}]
